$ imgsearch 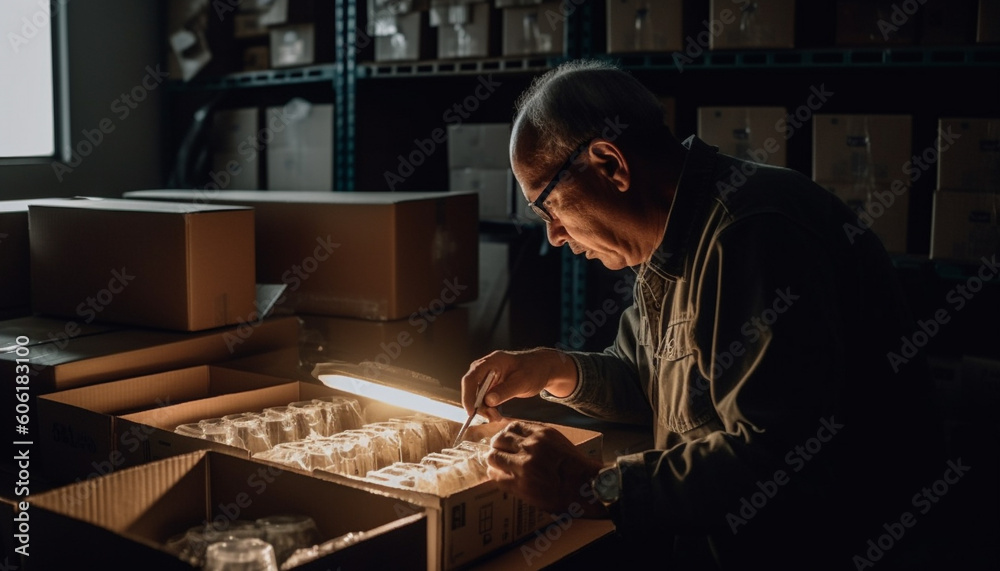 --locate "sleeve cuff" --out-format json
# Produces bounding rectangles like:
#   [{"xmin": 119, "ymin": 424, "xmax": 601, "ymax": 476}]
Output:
[{"xmin": 540, "ymin": 351, "xmax": 588, "ymax": 404}]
